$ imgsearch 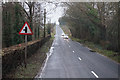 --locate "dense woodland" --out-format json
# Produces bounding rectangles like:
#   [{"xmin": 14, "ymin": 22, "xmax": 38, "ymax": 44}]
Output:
[
  {"xmin": 59, "ymin": 2, "xmax": 120, "ymax": 53},
  {"xmin": 2, "ymin": 2, "xmax": 54, "ymax": 48}
]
